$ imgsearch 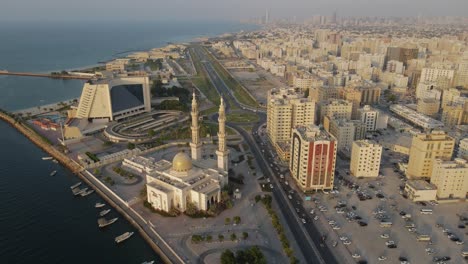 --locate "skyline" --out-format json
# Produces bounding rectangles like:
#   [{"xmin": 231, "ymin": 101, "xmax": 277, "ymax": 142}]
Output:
[{"xmin": 1, "ymin": 0, "xmax": 468, "ymax": 21}]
